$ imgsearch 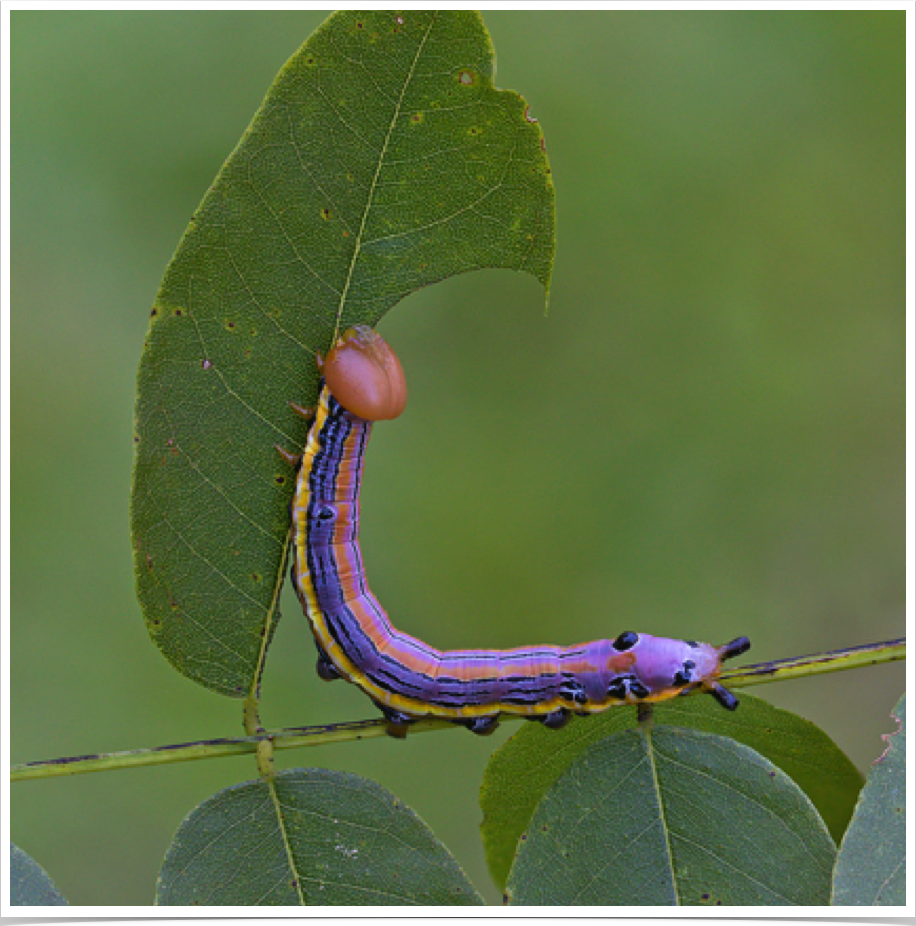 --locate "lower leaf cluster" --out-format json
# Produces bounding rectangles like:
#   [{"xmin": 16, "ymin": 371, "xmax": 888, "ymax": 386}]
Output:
[{"xmin": 10, "ymin": 692, "xmax": 904, "ymax": 907}]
